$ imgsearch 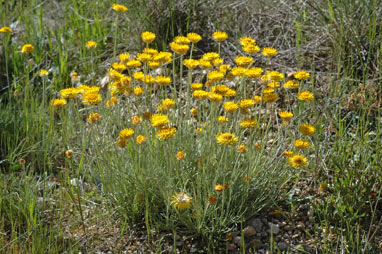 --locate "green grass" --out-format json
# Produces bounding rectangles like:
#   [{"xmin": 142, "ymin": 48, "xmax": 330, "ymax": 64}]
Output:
[{"xmin": 1, "ymin": 0, "xmax": 381, "ymax": 253}]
